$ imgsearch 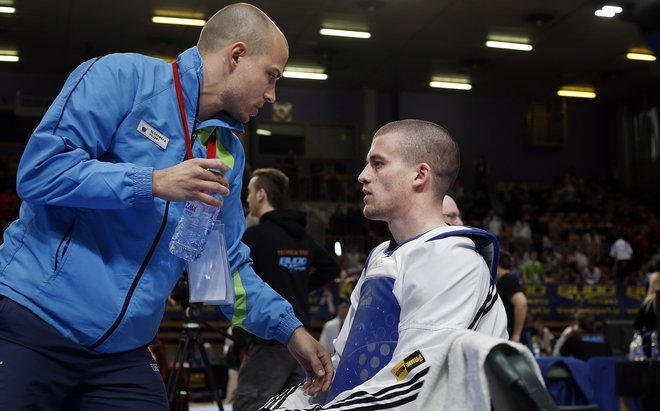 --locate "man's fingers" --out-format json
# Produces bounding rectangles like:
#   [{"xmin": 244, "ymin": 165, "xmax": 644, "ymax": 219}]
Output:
[
  {"xmin": 195, "ymin": 158, "xmax": 229, "ymax": 174},
  {"xmin": 317, "ymin": 353, "xmax": 333, "ymax": 392},
  {"xmin": 197, "ymin": 191, "xmax": 224, "ymax": 207}
]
